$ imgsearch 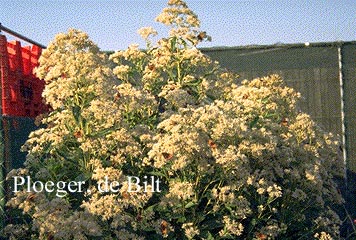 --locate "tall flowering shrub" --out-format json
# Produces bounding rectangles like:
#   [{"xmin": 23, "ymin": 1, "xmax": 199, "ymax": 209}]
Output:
[{"xmin": 5, "ymin": 0, "xmax": 344, "ymax": 239}]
